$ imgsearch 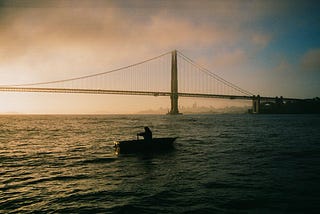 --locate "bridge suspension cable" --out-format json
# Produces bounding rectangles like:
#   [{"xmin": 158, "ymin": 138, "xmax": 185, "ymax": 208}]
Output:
[
  {"xmin": 1, "ymin": 51, "xmax": 172, "ymax": 88},
  {"xmin": 177, "ymin": 51, "xmax": 253, "ymax": 96},
  {"xmin": 1, "ymin": 50, "xmax": 253, "ymax": 98}
]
